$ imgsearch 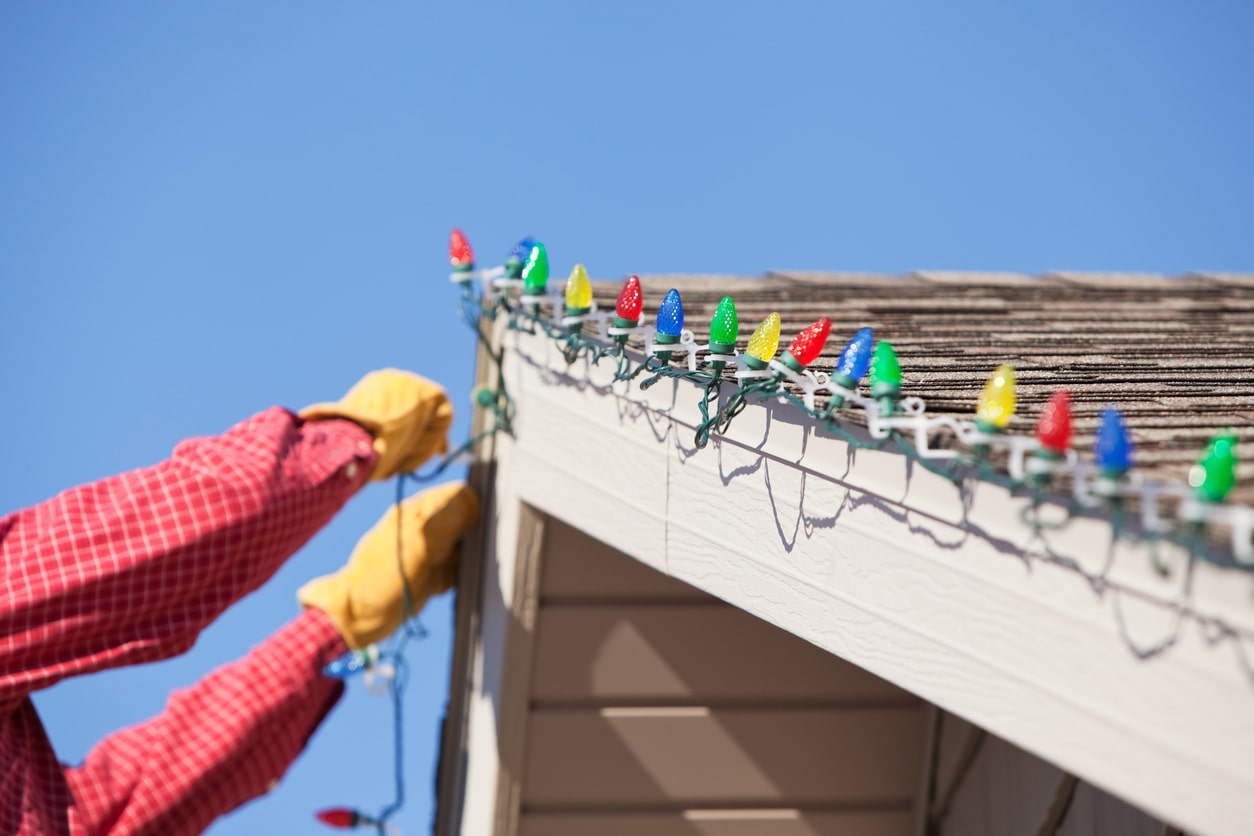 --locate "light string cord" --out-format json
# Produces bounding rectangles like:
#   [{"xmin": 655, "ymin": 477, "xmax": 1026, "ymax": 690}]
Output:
[{"xmin": 338, "ymin": 285, "xmax": 518, "ymax": 832}]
